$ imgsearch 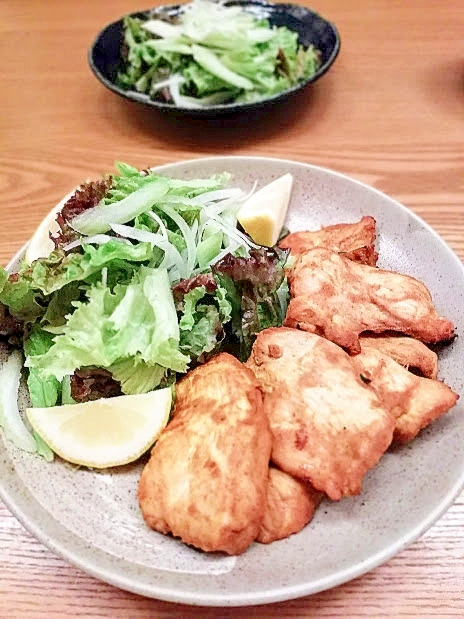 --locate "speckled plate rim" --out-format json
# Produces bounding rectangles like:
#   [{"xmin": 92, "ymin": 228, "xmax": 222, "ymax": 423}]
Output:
[{"xmin": 1, "ymin": 156, "xmax": 463, "ymax": 607}]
